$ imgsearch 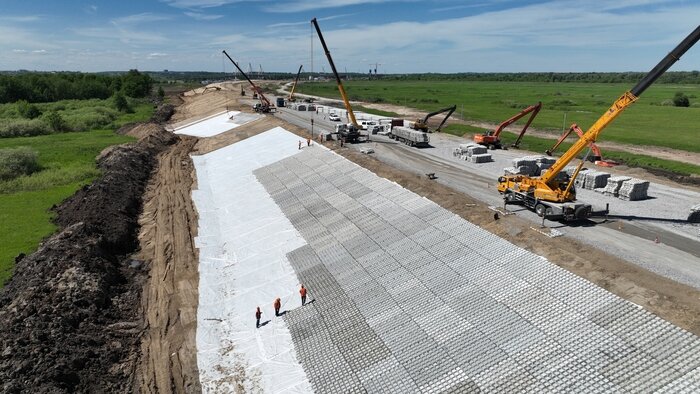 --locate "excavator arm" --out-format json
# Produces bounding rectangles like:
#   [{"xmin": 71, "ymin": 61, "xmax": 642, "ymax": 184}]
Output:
[
  {"xmin": 288, "ymin": 65, "xmax": 303, "ymax": 101},
  {"xmin": 546, "ymin": 123, "xmax": 603, "ymax": 161},
  {"xmin": 311, "ymin": 18, "xmax": 359, "ymax": 128},
  {"xmin": 415, "ymin": 105, "xmax": 457, "ymax": 132},
  {"xmin": 222, "ymin": 50, "xmax": 273, "ymax": 110},
  {"xmin": 503, "ymin": 102, "xmax": 542, "ymax": 147}
]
